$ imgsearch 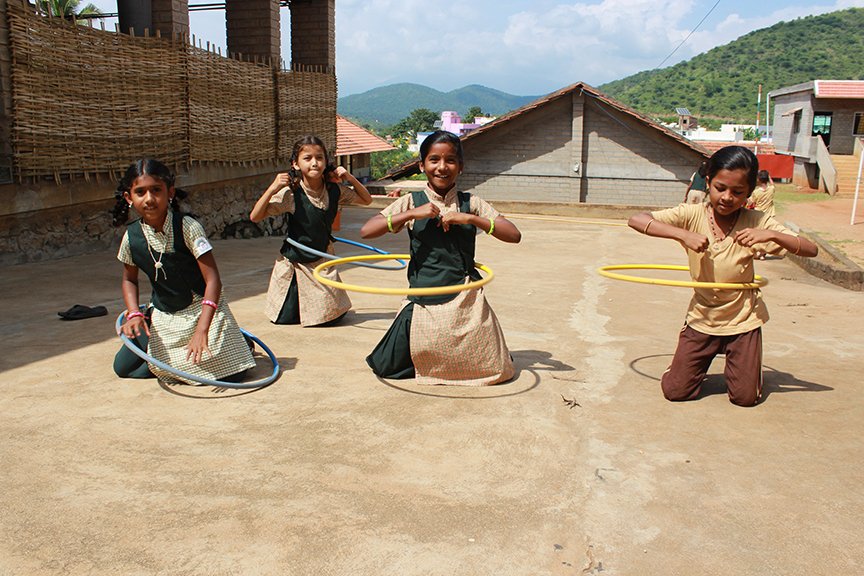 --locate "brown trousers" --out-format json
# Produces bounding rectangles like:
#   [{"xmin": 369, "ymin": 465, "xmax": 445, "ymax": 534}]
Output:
[{"xmin": 661, "ymin": 325, "xmax": 763, "ymax": 407}]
